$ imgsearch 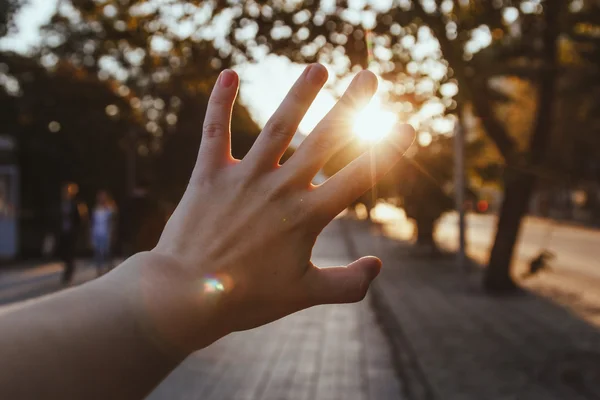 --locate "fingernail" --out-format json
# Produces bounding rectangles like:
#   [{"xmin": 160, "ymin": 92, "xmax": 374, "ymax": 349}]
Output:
[
  {"xmin": 306, "ymin": 64, "xmax": 327, "ymax": 85},
  {"xmin": 219, "ymin": 70, "xmax": 236, "ymax": 88},
  {"xmin": 361, "ymin": 256, "xmax": 383, "ymax": 278}
]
